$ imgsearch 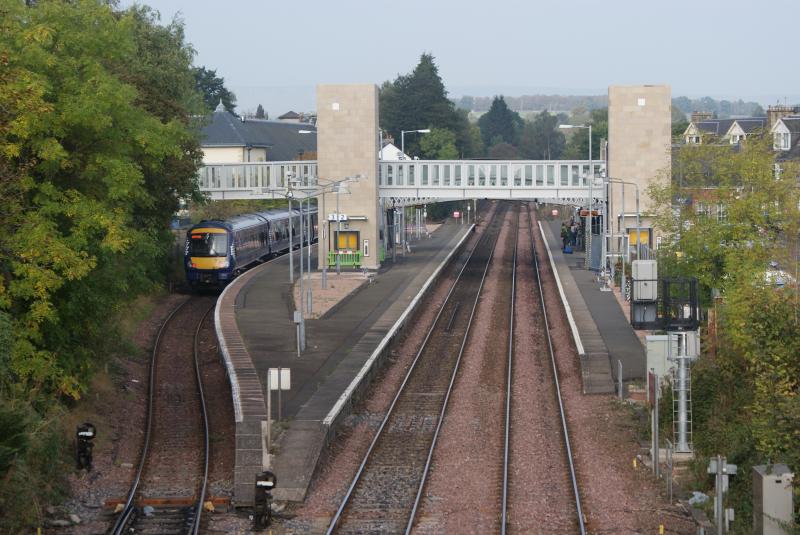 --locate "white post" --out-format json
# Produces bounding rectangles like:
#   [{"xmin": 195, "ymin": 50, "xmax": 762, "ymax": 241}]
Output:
[
  {"xmin": 602, "ymin": 178, "xmax": 608, "ymax": 277},
  {"xmin": 288, "ymin": 196, "xmax": 293, "ymax": 283},
  {"xmin": 306, "ymin": 200, "xmax": 312, "ymax": 312},
  {"xmin": 636, "ymin": 187, "xmax": 642, "ymax": 260},
  {"xmin": 336, "ymin": 187, "xmax": 341, "ymax": 274},
  {"xmin": 277, "ymin": 367, "xmax": 282, "ymax": 422},
  {"xmin": 299, "ymin": 199, "xmax": 305, "ymax": 351},
  {"xmin": 654, "ymin": 373, "xmax": 660, "ymax": 480},
  {"xmin": 586, "ymin": 124, "xmax": 593, "ymax": 270},
  {"xmin": 621, "ymin": 181, "xmax": 625, "ymax": 288},
  {"xmin": 266, "ymin": 373, "xmax": 272, "ymax": 460}
]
